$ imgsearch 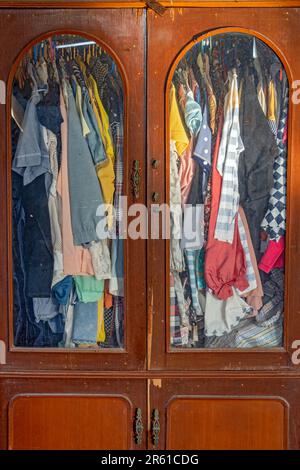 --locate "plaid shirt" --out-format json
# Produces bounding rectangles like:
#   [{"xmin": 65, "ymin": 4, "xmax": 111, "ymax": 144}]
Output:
[
  {"xmin": 184, "ymin": 249, "xmax": 203, "ymax": 317},
  {"xmin": 170, "ymin": 273, "xmax": 189, "ymax": 347},
  {"xmin": 111, "ymin": 119, "xmax": 124, "ymax": 232}
]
